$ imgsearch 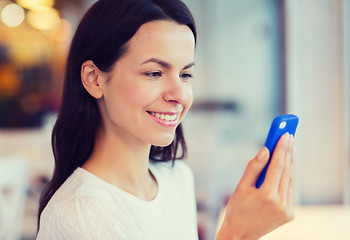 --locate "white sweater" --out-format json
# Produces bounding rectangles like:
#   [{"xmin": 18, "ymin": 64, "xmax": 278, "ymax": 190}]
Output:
[{"xmin": 37, "ymin": 160, "xmax": 199, "ymax": 240}]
